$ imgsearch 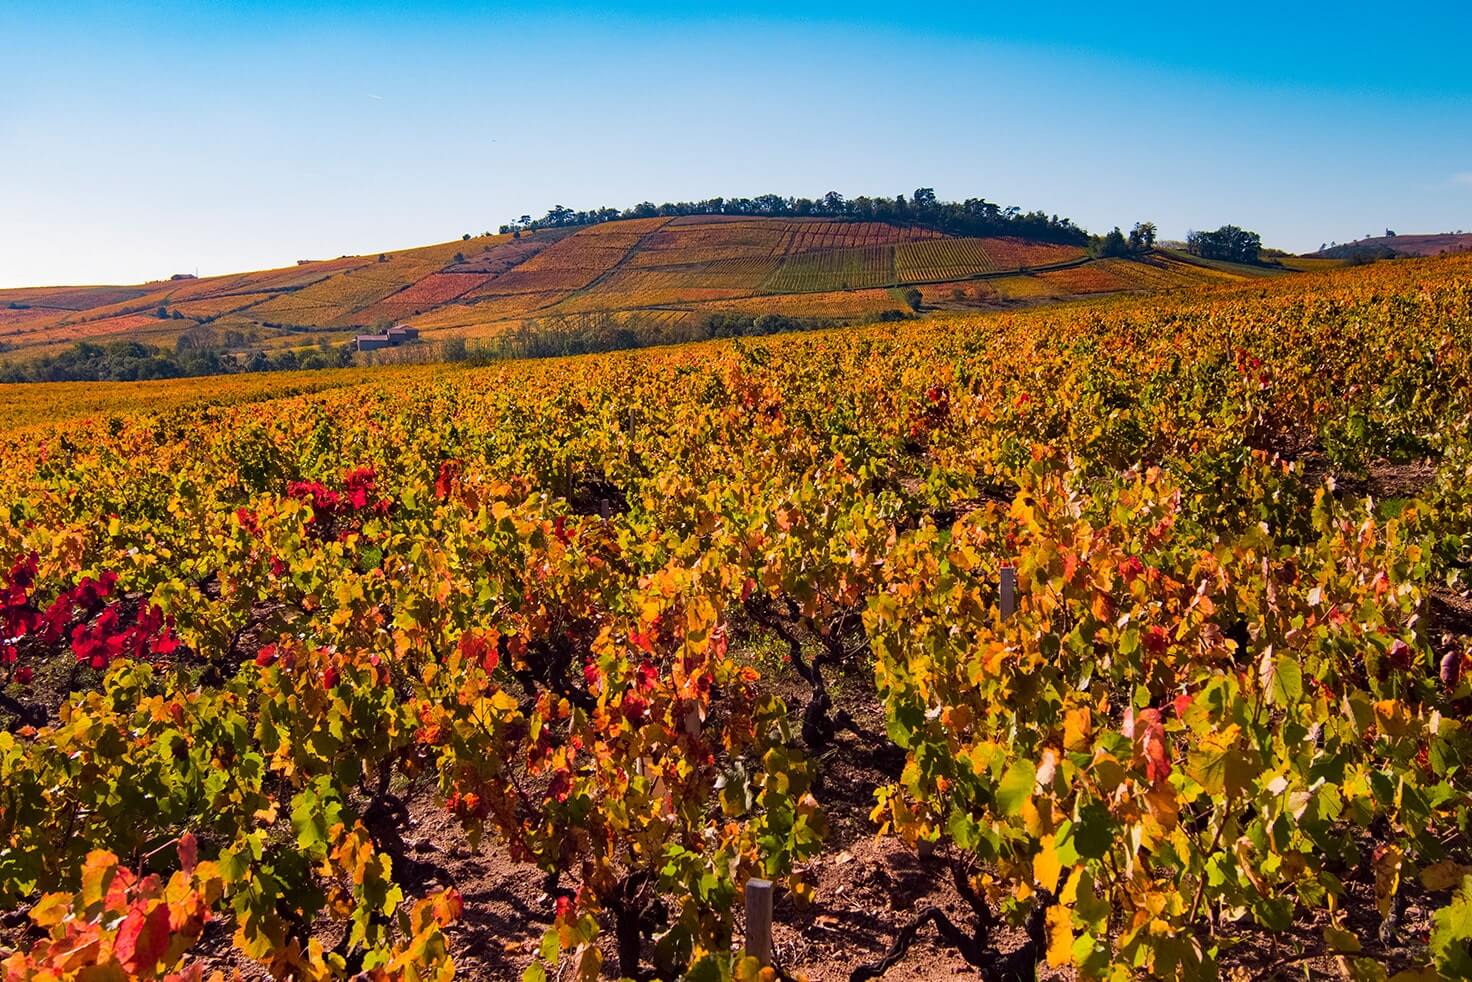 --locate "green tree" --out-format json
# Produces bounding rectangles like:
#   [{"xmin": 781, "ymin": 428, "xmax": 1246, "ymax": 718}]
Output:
[
  {"xmin": 1186, "ymin": 225, "xmax": 1262, "ymax": 263},
  {"xmin": 1093, "ymin": 227, "xmax": 1130, "ymax": 258}
]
